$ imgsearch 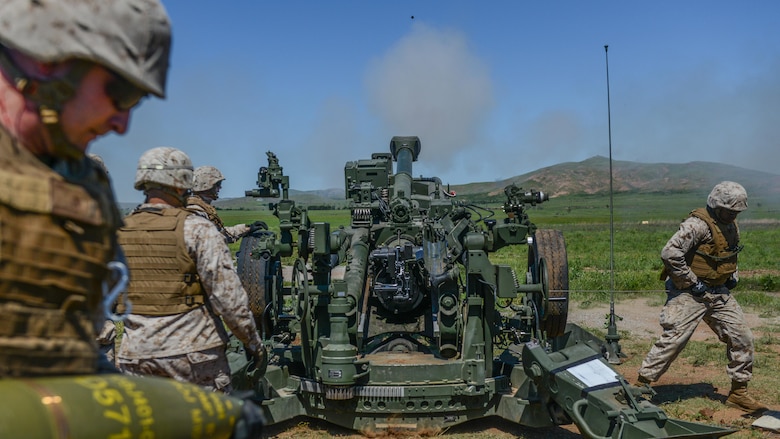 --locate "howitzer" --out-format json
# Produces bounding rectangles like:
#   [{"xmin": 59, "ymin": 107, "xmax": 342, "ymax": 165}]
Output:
[{"xmin": 232, "ymin": 136, "xmax": 734, "ymax": 439}]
